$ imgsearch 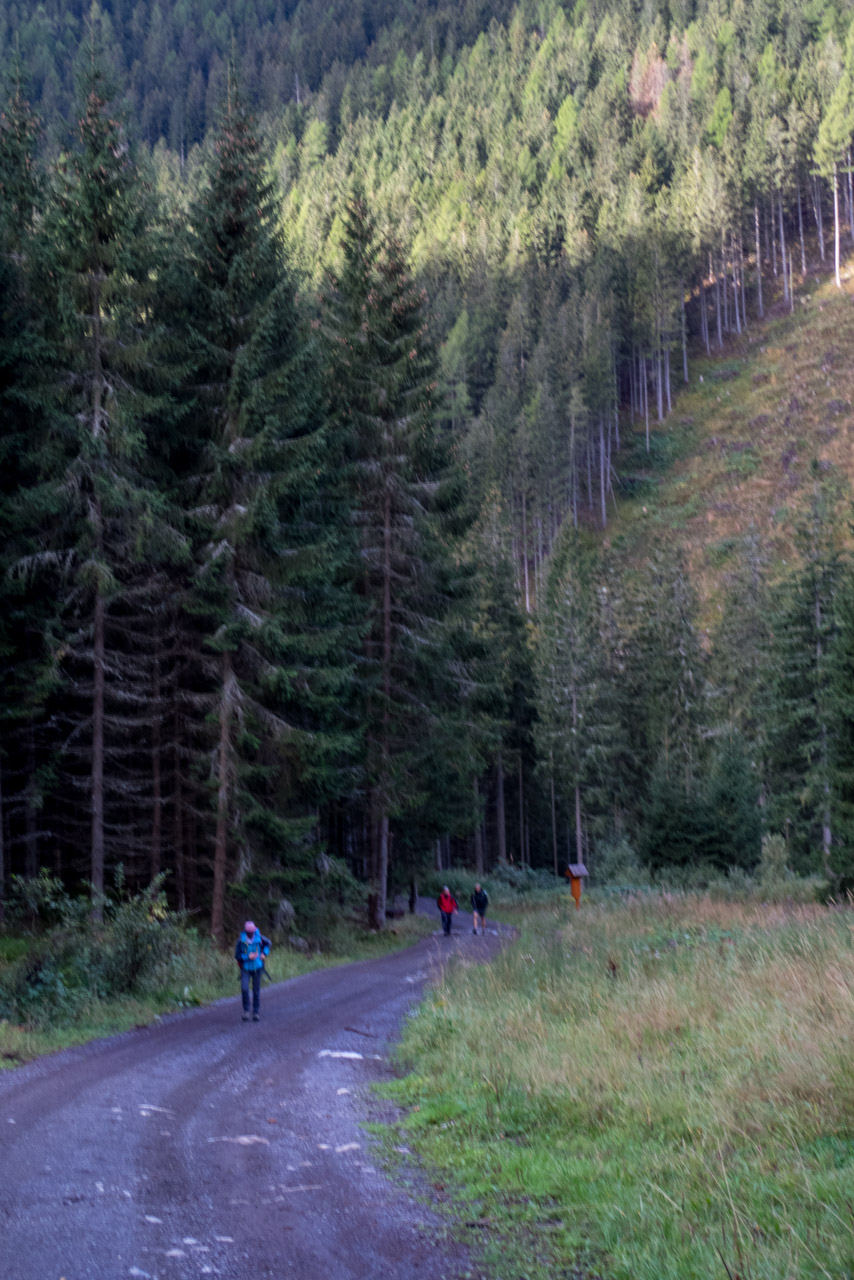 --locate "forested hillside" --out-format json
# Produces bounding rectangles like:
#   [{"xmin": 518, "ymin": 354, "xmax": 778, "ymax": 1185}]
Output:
[{"xmin": 5, "ymin": 0, "xmax": 854, "ymax": 944}]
